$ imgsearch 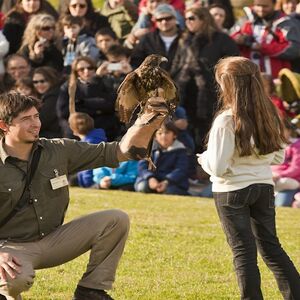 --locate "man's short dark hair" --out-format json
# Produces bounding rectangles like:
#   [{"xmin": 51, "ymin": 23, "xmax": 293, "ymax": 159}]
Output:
[
  {"xmin": 106, "ymin": 44, "xmax": 131, "ymax": 58},
  {"xmin": 61, "ymin": 15, "xmax": 83, "ymax": 27},
  {"xmin": 0, "ymin": 92, "xmax": 41, "ymax": 127},
  {"xmin": 163, "ymin": 121, "xmax": 178, "ymax": 135},
  {"xmin": 95, "ymin": 27, "xmax": 118, "ymax": 40}
]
